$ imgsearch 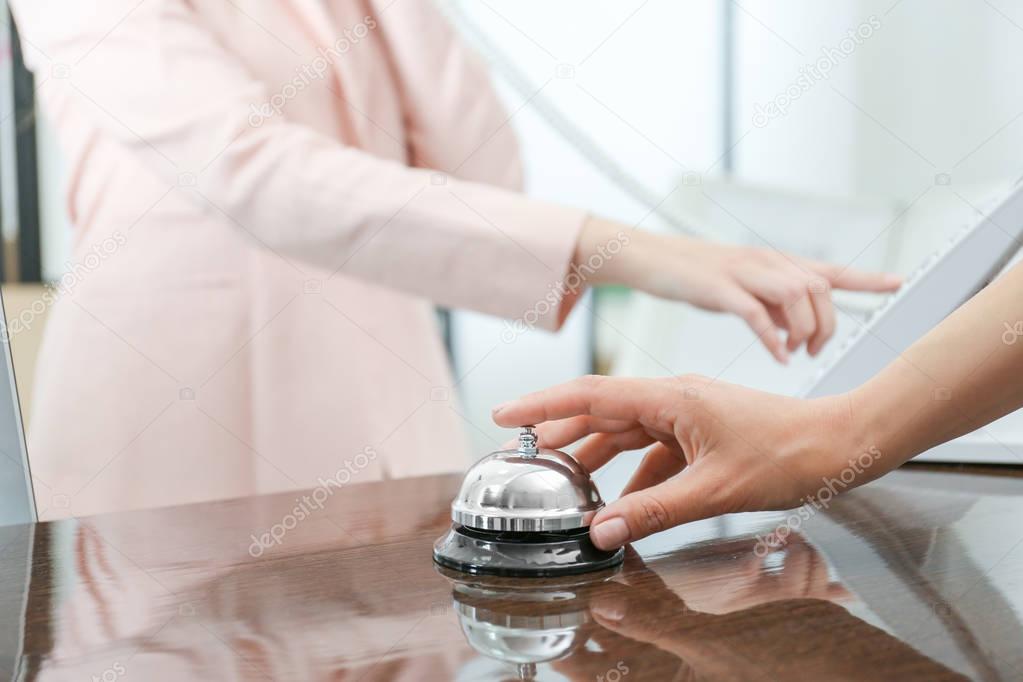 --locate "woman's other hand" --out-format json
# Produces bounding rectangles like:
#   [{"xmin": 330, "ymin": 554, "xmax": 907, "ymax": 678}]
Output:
[{"xmin": 575, "ymin": 218, "xmax": 901, "ymax": 363}]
